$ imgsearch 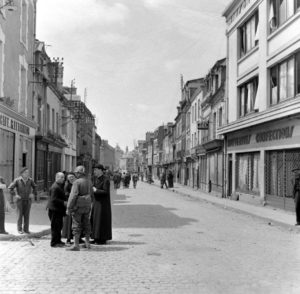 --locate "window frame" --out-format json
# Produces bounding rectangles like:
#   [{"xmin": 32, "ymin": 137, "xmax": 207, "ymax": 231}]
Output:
[
  {"xmin": 269, "ymin": 0, "xmax": 300, "ymax": 34},
  {"xmin": 239, "ymin": 10, "xmax": 259, "ymax": 58},
  {"xmin": 238, "ymin": 76, "xmax": 259, "ymax": 118},
  {"xmin": 270, "ymin": 52, "xmax": 300, "ymax": 106}
]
